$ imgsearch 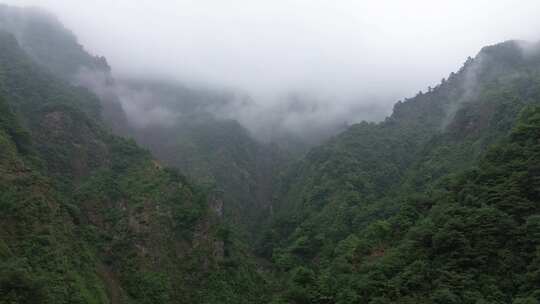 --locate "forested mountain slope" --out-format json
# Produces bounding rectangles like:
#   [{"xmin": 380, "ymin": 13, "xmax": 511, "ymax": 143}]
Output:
[
  {"xmin": 0, "ymin": 31, "xmax": 268, "ymax": 304},
  {"xmin": 259, "ymin": 41, "xmax": 540, "ymax": 303},
  {"xmin": 263, "ymin": 41, "xmax": 540, "ymax": 303},
  {"xmin": 0, "ymin": 5, "xmax": 290, "ymax": 239},
  {"xmin": 133, "ymin": 113, "xmax": 287, "ymax": 239},
  {"xmin": 268, "ymin": 105, "xmax": 540, "ymax": 304},
  {"xmin": 0, "ymin": 5, "xmax": 108, "ymax": 79},
  {"xmin": 114, "ymin": 79, "xmax": 290, "ymax": 240}
]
